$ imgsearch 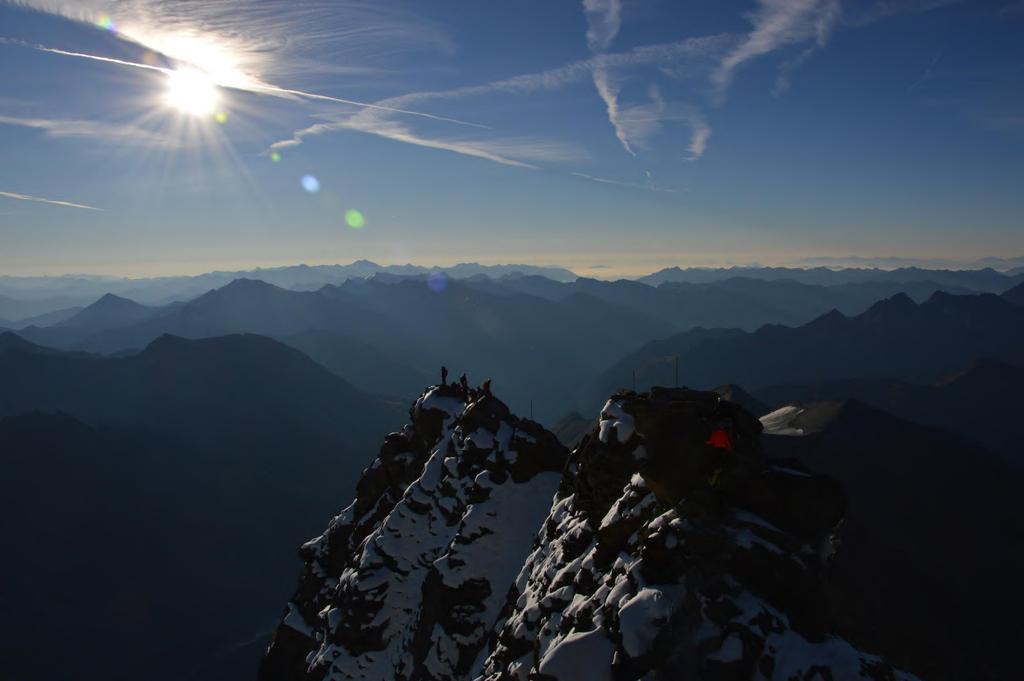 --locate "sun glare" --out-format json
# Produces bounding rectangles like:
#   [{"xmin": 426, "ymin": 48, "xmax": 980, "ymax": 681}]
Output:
[{"xmin": 164, "ymin": 69, "xmax": 220, "ymax": 117}]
